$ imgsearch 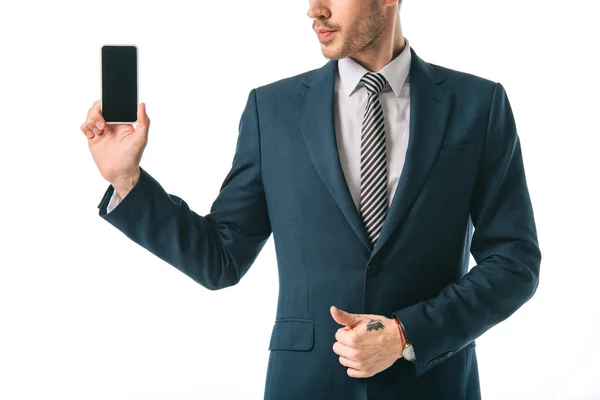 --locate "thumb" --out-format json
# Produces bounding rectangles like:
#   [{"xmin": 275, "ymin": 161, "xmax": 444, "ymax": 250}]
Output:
[
  {"xmin": 330, "ymin": 305, "xmax": 362, "ymax": 328},
  {"xmin": 136, "ymin": 102, "xmax": 150, "ymax": 136}
]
